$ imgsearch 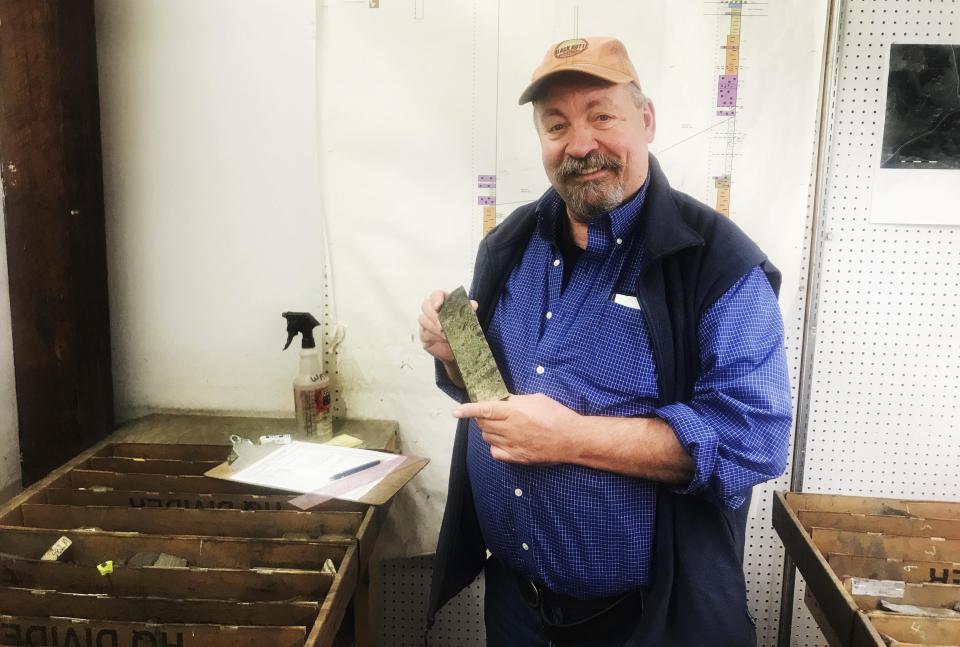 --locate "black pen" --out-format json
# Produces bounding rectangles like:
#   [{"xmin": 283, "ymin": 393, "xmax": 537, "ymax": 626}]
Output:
[{"xmin": 331, "ymin": 459, "xmax": 381, "ymax": 480}]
